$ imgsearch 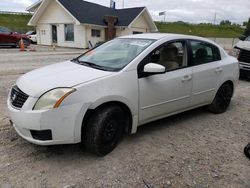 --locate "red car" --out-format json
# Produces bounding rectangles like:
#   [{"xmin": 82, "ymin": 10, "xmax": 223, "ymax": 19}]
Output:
[{"xmin": 0, "ymin": 26, "xmax": 31, "ymax": 47}]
